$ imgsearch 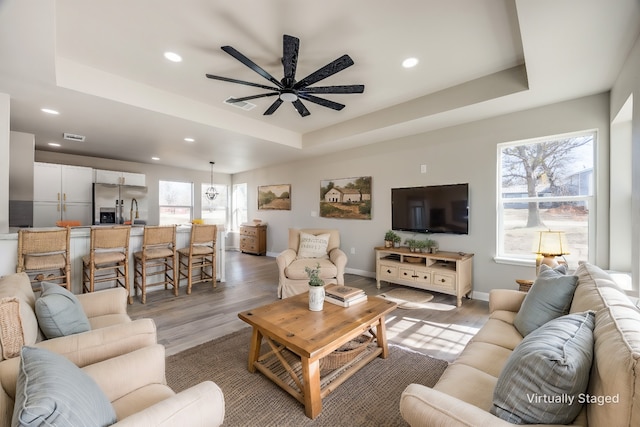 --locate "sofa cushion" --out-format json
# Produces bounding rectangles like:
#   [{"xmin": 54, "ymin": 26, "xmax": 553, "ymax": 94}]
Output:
[
  {"xmin": 35, "ymin": 282, "xmax": 91, "ymax": 339},
  {"xmin": 571, "ymin": 262, "xmax": 640, "ymax": 427},
  {"xmin": 296, "ymin": 232, "xmax": 330, "ymax": 259},
  {"xmin": 12, "ymin": 346, "xmax": 117, "ymax": 427},
  {"xmin": 513, "ymin": 264, "xmax": 578, "ymax": 336},
  {"xmin": 491, "ymin": 310, "xmax": 595, "ymax": 424},
  {"xmin": 284, "ymin": 258, "xmax": 338, "ymax": 280},
  {"xmin": 0, "ymin": 273, "xmax": 39, "ymax": 362}
]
